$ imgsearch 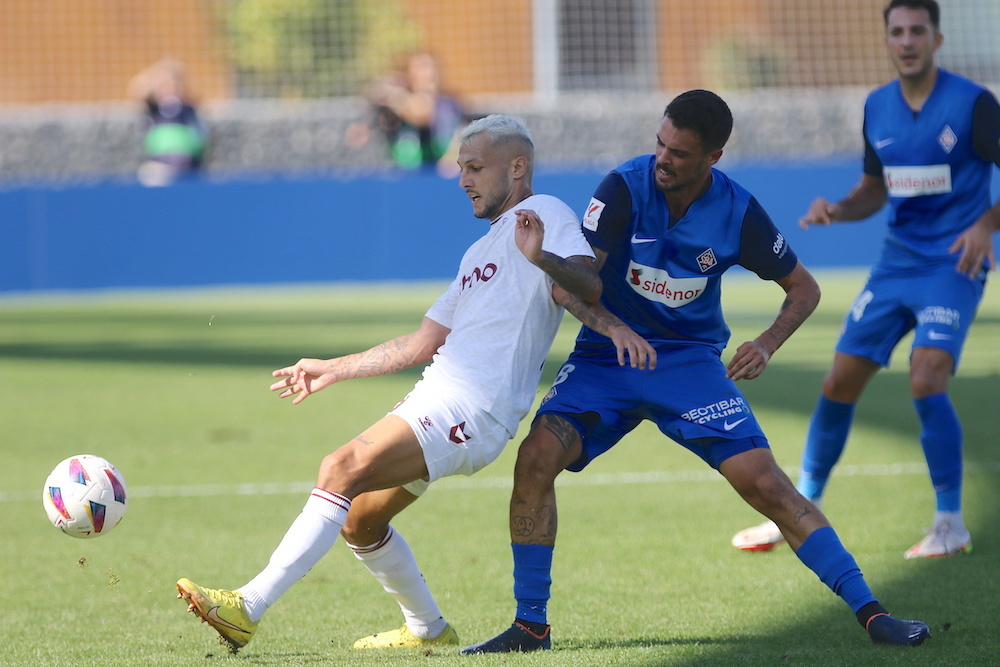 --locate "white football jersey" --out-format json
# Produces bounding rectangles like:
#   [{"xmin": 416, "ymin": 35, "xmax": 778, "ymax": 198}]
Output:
[{"xmin": 420, "ymin": 194, "xmax": 594, "ymax": 434}]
